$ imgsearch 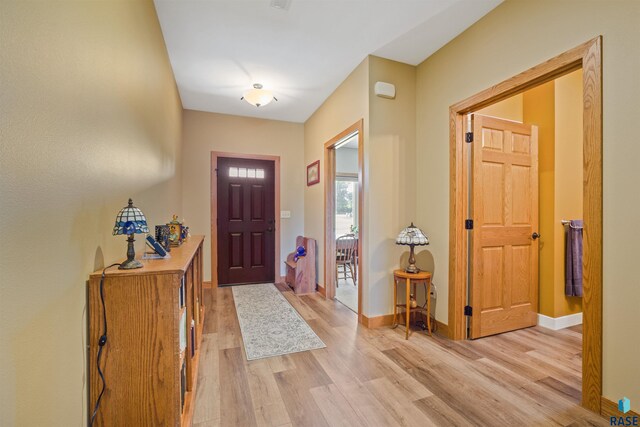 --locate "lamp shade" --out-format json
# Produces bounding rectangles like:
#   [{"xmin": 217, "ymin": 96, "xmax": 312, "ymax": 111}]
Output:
[
  {"xmin": 242, "ymin": 83, "xmax": 277, "ymax": 107},
  {"xmin": 112, "ymin": 198, "xmax": 149, "ymax": 235},
  {"xmin": 395, "ymin": 222, "xmax": 429, "ymax": 246}
]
